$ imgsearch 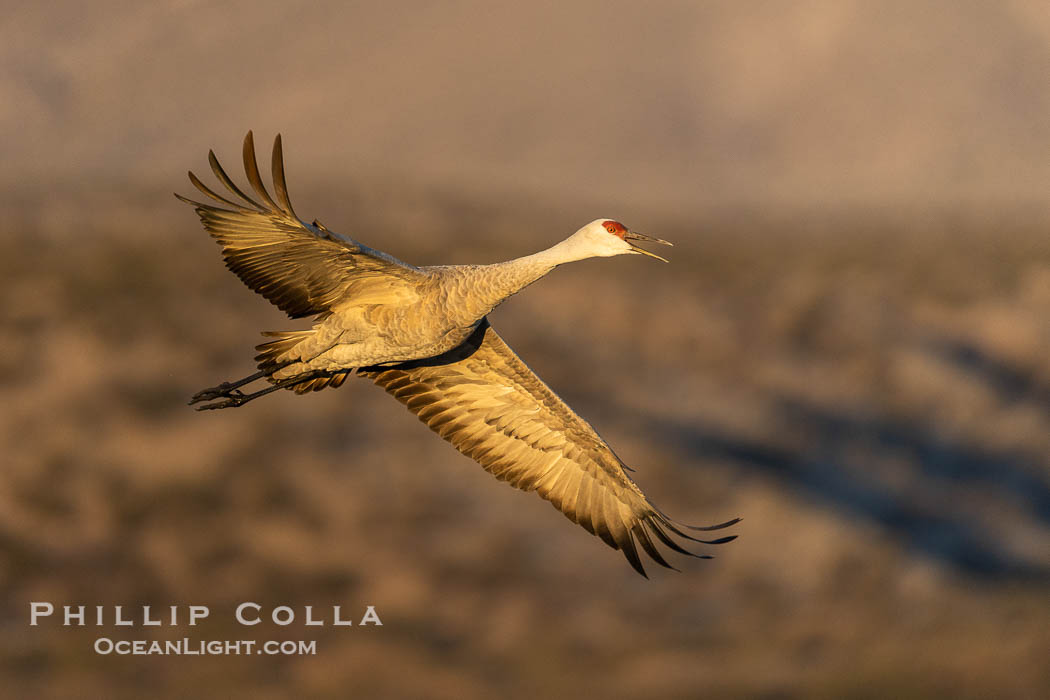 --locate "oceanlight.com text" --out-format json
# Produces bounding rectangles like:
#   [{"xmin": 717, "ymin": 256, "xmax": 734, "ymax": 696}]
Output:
[{"xmin": 94, "ymin": 638, "xmax": 317, "ymax": 656}]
